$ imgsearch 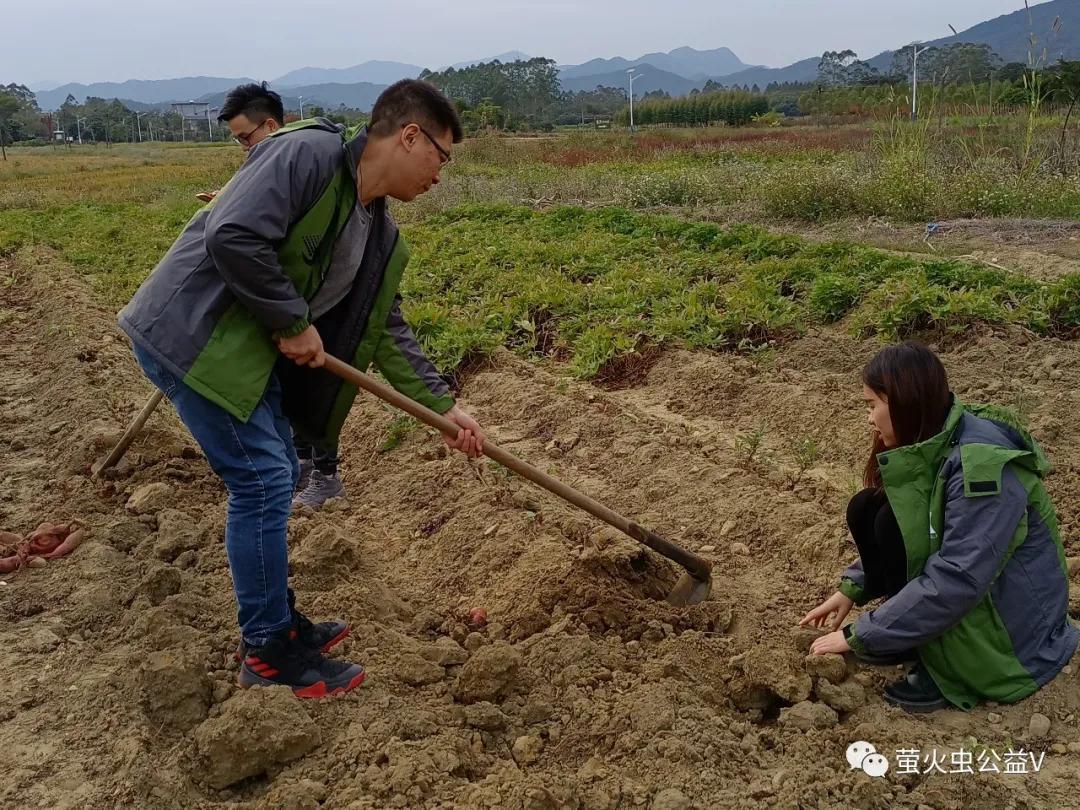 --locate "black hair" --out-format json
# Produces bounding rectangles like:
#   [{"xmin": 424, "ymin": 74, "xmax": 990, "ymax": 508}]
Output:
[
  {"xmin": 862, "ymin": 340, "xmax": 952, "ymax": 488},
  {"xmin": 368, "ymin": 79, "xmax": 463, "ymax": 143},
  {"xmin": 218, "ymin": 82, "xmax": 285, "ymax": 125}
]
